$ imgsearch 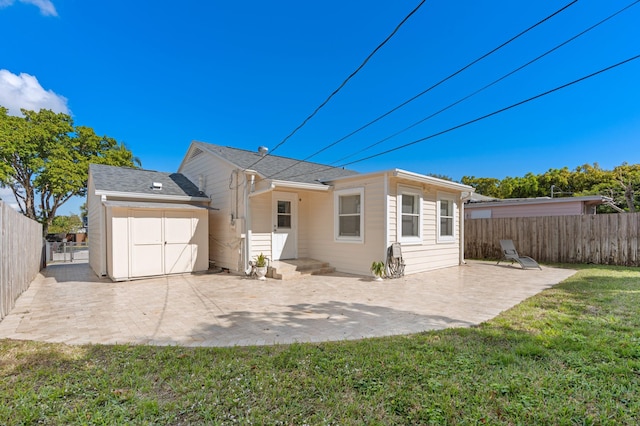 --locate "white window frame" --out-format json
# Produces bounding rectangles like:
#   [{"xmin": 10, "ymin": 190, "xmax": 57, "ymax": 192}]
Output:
[
  {"xmin": 396, "ymin": 185, "xmax": 423, "ymax": 244},
  {"xmin": 437, "ymin": 193, "xmax": 456, "ymax": 243},
  {"xmin": 334, "ymin": 187, "xmax": 364, "ymax": 243}
]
